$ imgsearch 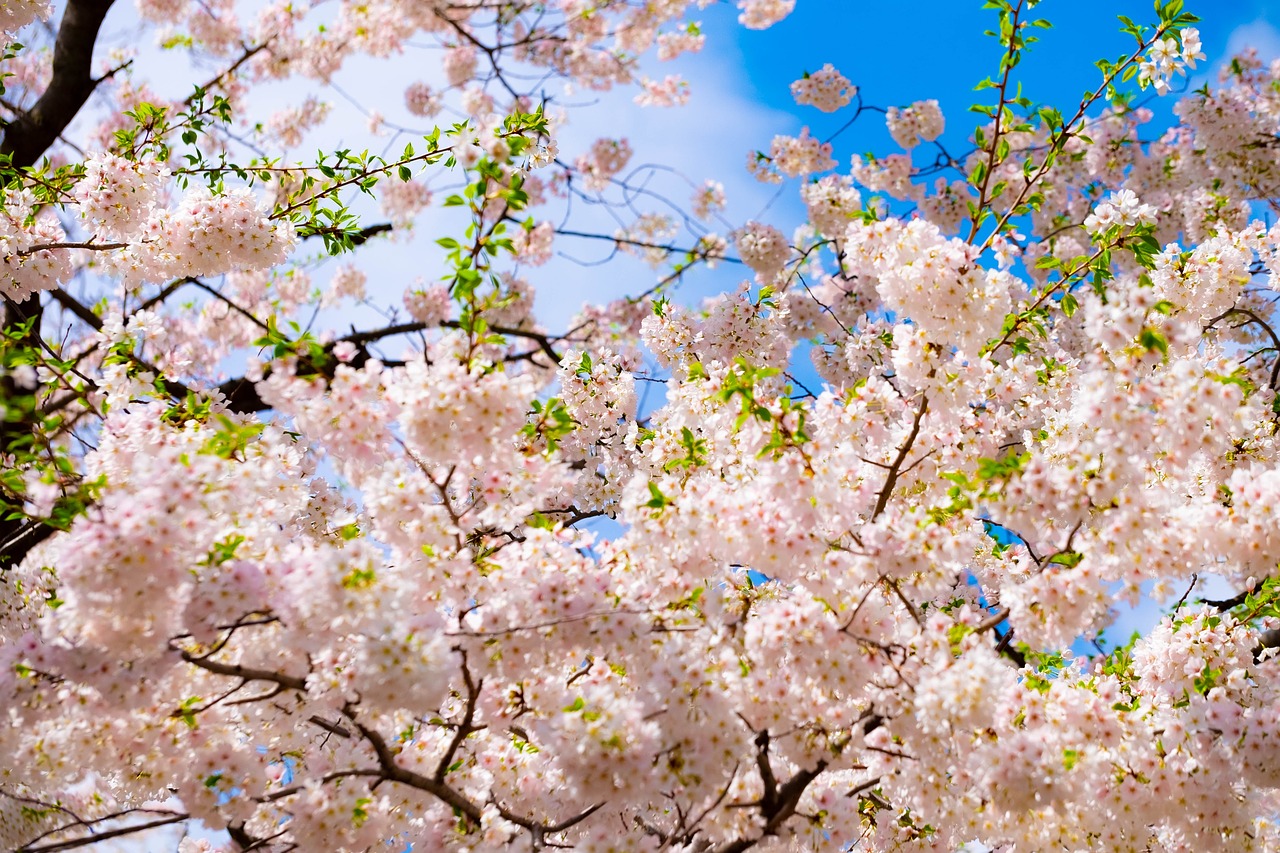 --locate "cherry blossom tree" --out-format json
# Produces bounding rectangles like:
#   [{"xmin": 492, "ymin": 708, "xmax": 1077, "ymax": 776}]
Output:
[{"xmin": 5, "ymin": 0, "xmax": 1280, "ymax": 850}]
